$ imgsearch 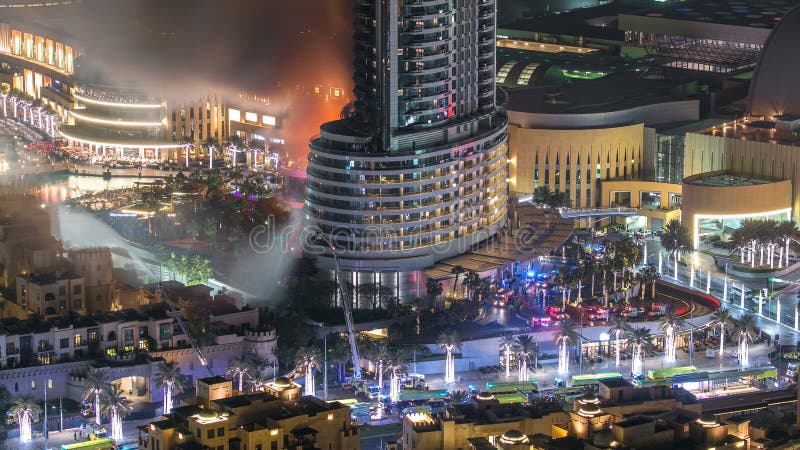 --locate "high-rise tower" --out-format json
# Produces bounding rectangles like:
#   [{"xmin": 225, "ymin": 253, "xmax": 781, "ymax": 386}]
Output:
[{"xmin": 305, "ymin": 0, "xmax": 508, "ymax": 299}]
